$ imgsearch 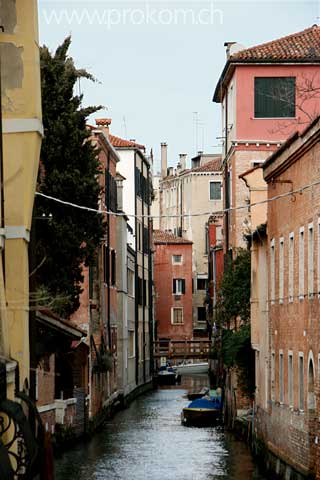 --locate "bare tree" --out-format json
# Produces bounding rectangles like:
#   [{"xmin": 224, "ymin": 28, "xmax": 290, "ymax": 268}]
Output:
[{"xmin": 256, "ymin": 73, "xmax": 320, "ymax": 134}]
